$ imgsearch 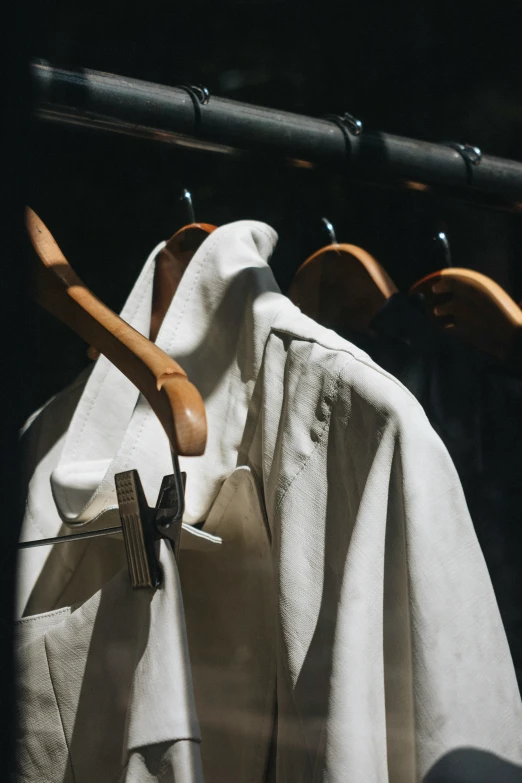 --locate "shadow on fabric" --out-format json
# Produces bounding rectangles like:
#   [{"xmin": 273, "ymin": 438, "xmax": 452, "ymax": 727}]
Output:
[{"xmin": 425, "ymin": 748, "xmax": 522, "ymax": 782}]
